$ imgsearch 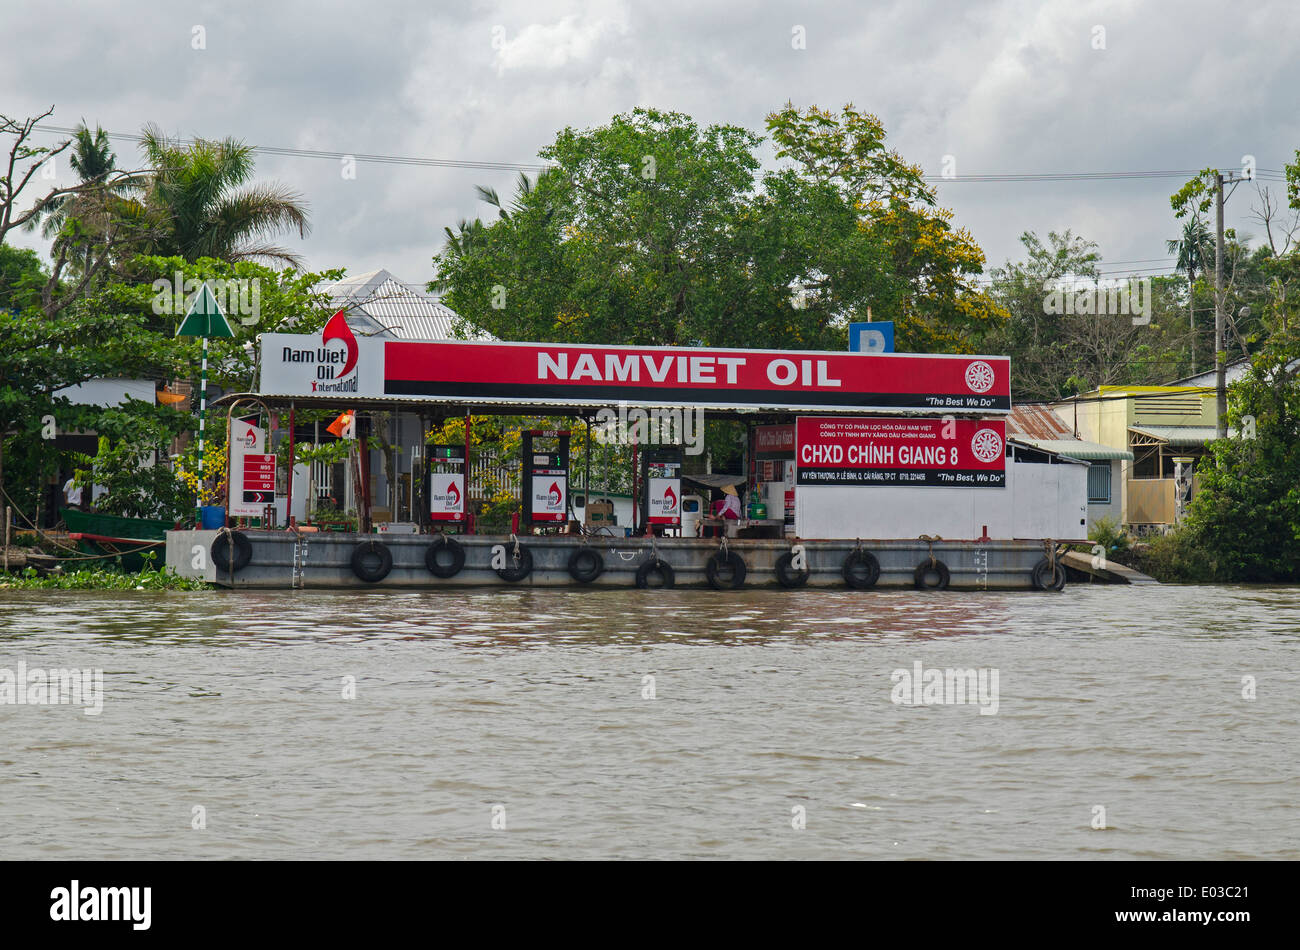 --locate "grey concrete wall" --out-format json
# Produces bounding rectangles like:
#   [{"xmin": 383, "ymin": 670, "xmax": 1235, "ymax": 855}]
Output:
[
  {"xmin": 174, "ymin": 530, "xmax": 1061, "ymax": 591},
  {"xmin": 166, "ymin": 529, "xmax": 219, "ymax": 581}
]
